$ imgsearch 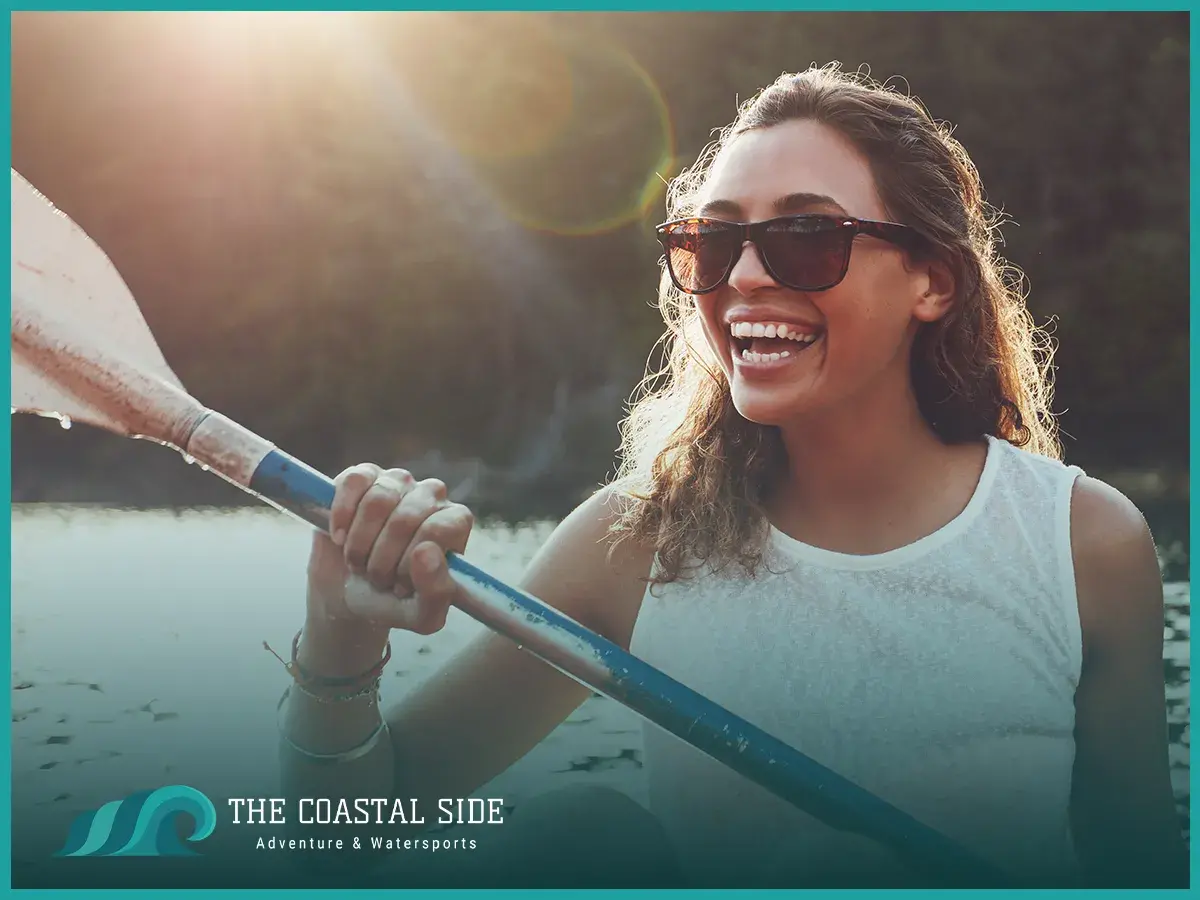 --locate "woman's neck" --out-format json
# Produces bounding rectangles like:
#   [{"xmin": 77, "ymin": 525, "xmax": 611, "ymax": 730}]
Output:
[{"xmin": 768, "ymin": 383, "xmax": 987, "ymax": 555}]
